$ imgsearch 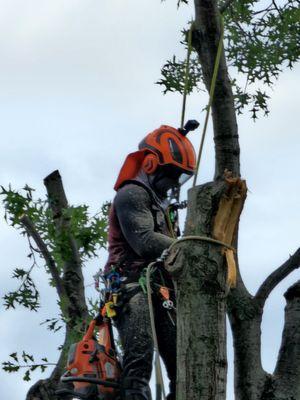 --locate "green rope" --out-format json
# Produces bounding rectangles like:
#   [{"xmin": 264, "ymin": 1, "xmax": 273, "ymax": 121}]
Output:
[
  {"xmin": 193, "ymin": 18, "xmax": 224, "ymax": 187},
  {"xmin": 180, "ymin": 21, "xmax": 194, "ymax": 129},
  {"xmin": 146, "ymin": 263, "xmax": 166, "ymax": 400}
]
